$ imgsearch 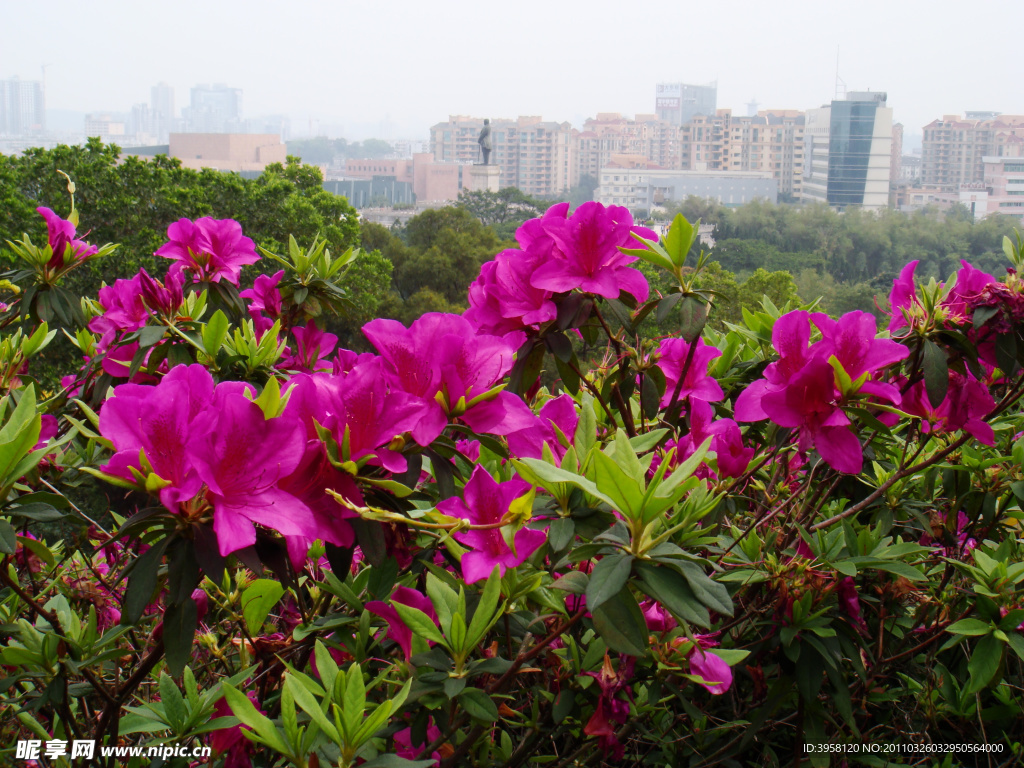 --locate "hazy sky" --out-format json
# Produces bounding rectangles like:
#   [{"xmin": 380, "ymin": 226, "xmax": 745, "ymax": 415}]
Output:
[{"xmin": 4, "ymin": 0, "xmax": 1022, "ymax": 140}]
